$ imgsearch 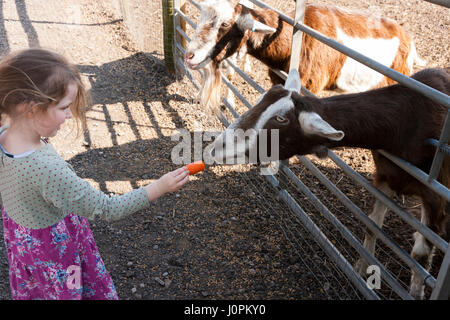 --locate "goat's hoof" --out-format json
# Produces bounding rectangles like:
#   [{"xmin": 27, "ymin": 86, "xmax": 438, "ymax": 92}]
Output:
[
  {"xmin": 409, "ymin": 288, "xmax": 425, "ymax": 300},
  {"xmin": 354, "ymin": 259, "xmax": 368, "ymax": 277},
  {"xmin": 409, "ymin": 283, "xmax": 425, "ymax": 300}
]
